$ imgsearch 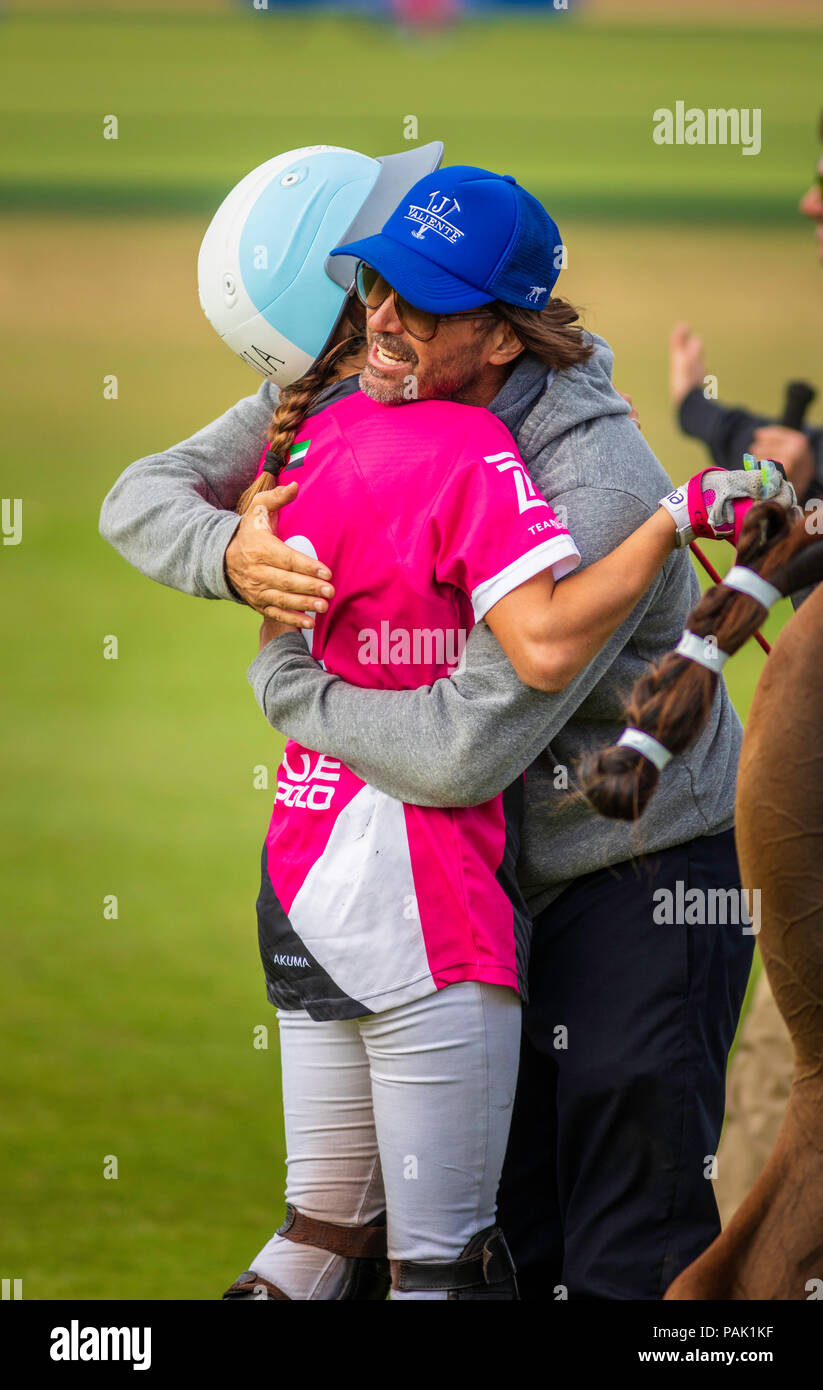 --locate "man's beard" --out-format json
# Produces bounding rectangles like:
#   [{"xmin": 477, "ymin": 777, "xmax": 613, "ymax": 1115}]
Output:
[
  {"xmin": 359, "ymin": 331, "xmax": 417, "ymax": 405},
  {"xmin": 359, "ymin": 333, "xmax": 485, "ymax": 406},
  {"xmin": 359, "ymin": 365, "xmax": 414, "ymax": 405}
]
